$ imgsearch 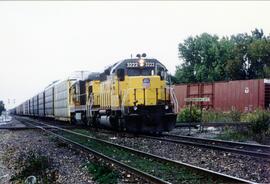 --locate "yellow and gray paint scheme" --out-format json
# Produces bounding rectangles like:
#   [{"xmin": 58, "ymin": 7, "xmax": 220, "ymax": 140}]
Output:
[{"xmin": 70, "ymin": 56, "xmax": 178, "ymax": 133}]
